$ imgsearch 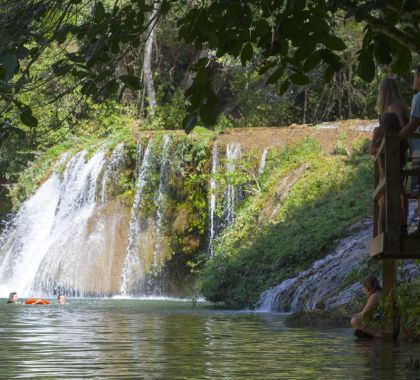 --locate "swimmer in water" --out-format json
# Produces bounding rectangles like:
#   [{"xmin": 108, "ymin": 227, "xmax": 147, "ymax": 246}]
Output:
[
  {"xmin": 57, "ymin": 294, "xmax": 66, "ymax": 304},
  {"xmin": 7, "ymin": 292, "xmax": 18, "ymax": 304}
]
